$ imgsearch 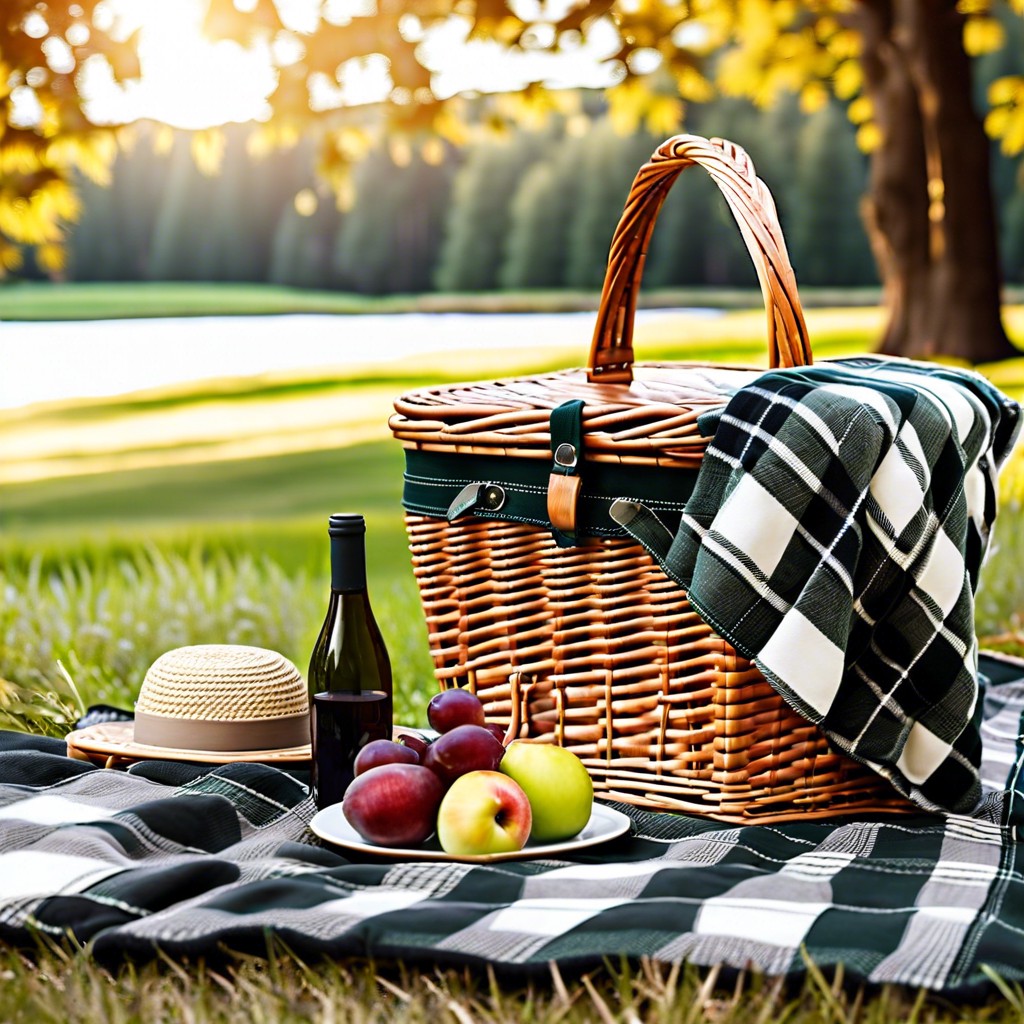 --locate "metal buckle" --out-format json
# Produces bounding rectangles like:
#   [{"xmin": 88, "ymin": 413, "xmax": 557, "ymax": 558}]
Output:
[
  {"xmin": 480, "ymin": 484, "xmax": 506, "ymax": 511},
  {"xmin": 554, "ymin": 442, "xmax": 578, "ymax": 469}
]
